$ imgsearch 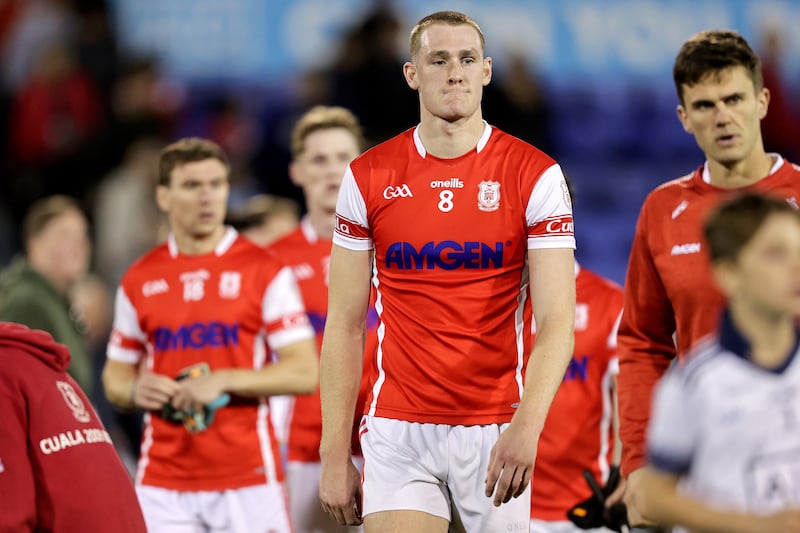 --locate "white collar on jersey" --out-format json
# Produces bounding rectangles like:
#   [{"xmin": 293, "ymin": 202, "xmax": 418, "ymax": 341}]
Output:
[
  {"xmin": 167, "ymin": 226, "xmax": 238, "ymax": 258},
  {"xmin": 300, "ymin": 216, "xmax": 319, "ymax": 244},
  {"xmin": 412, "ymin": 120, "xmax": 493, "ymax": 159},
  {"xmin": 701, "ymin": 153, "xmax": 784, "ymax": 184}
]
